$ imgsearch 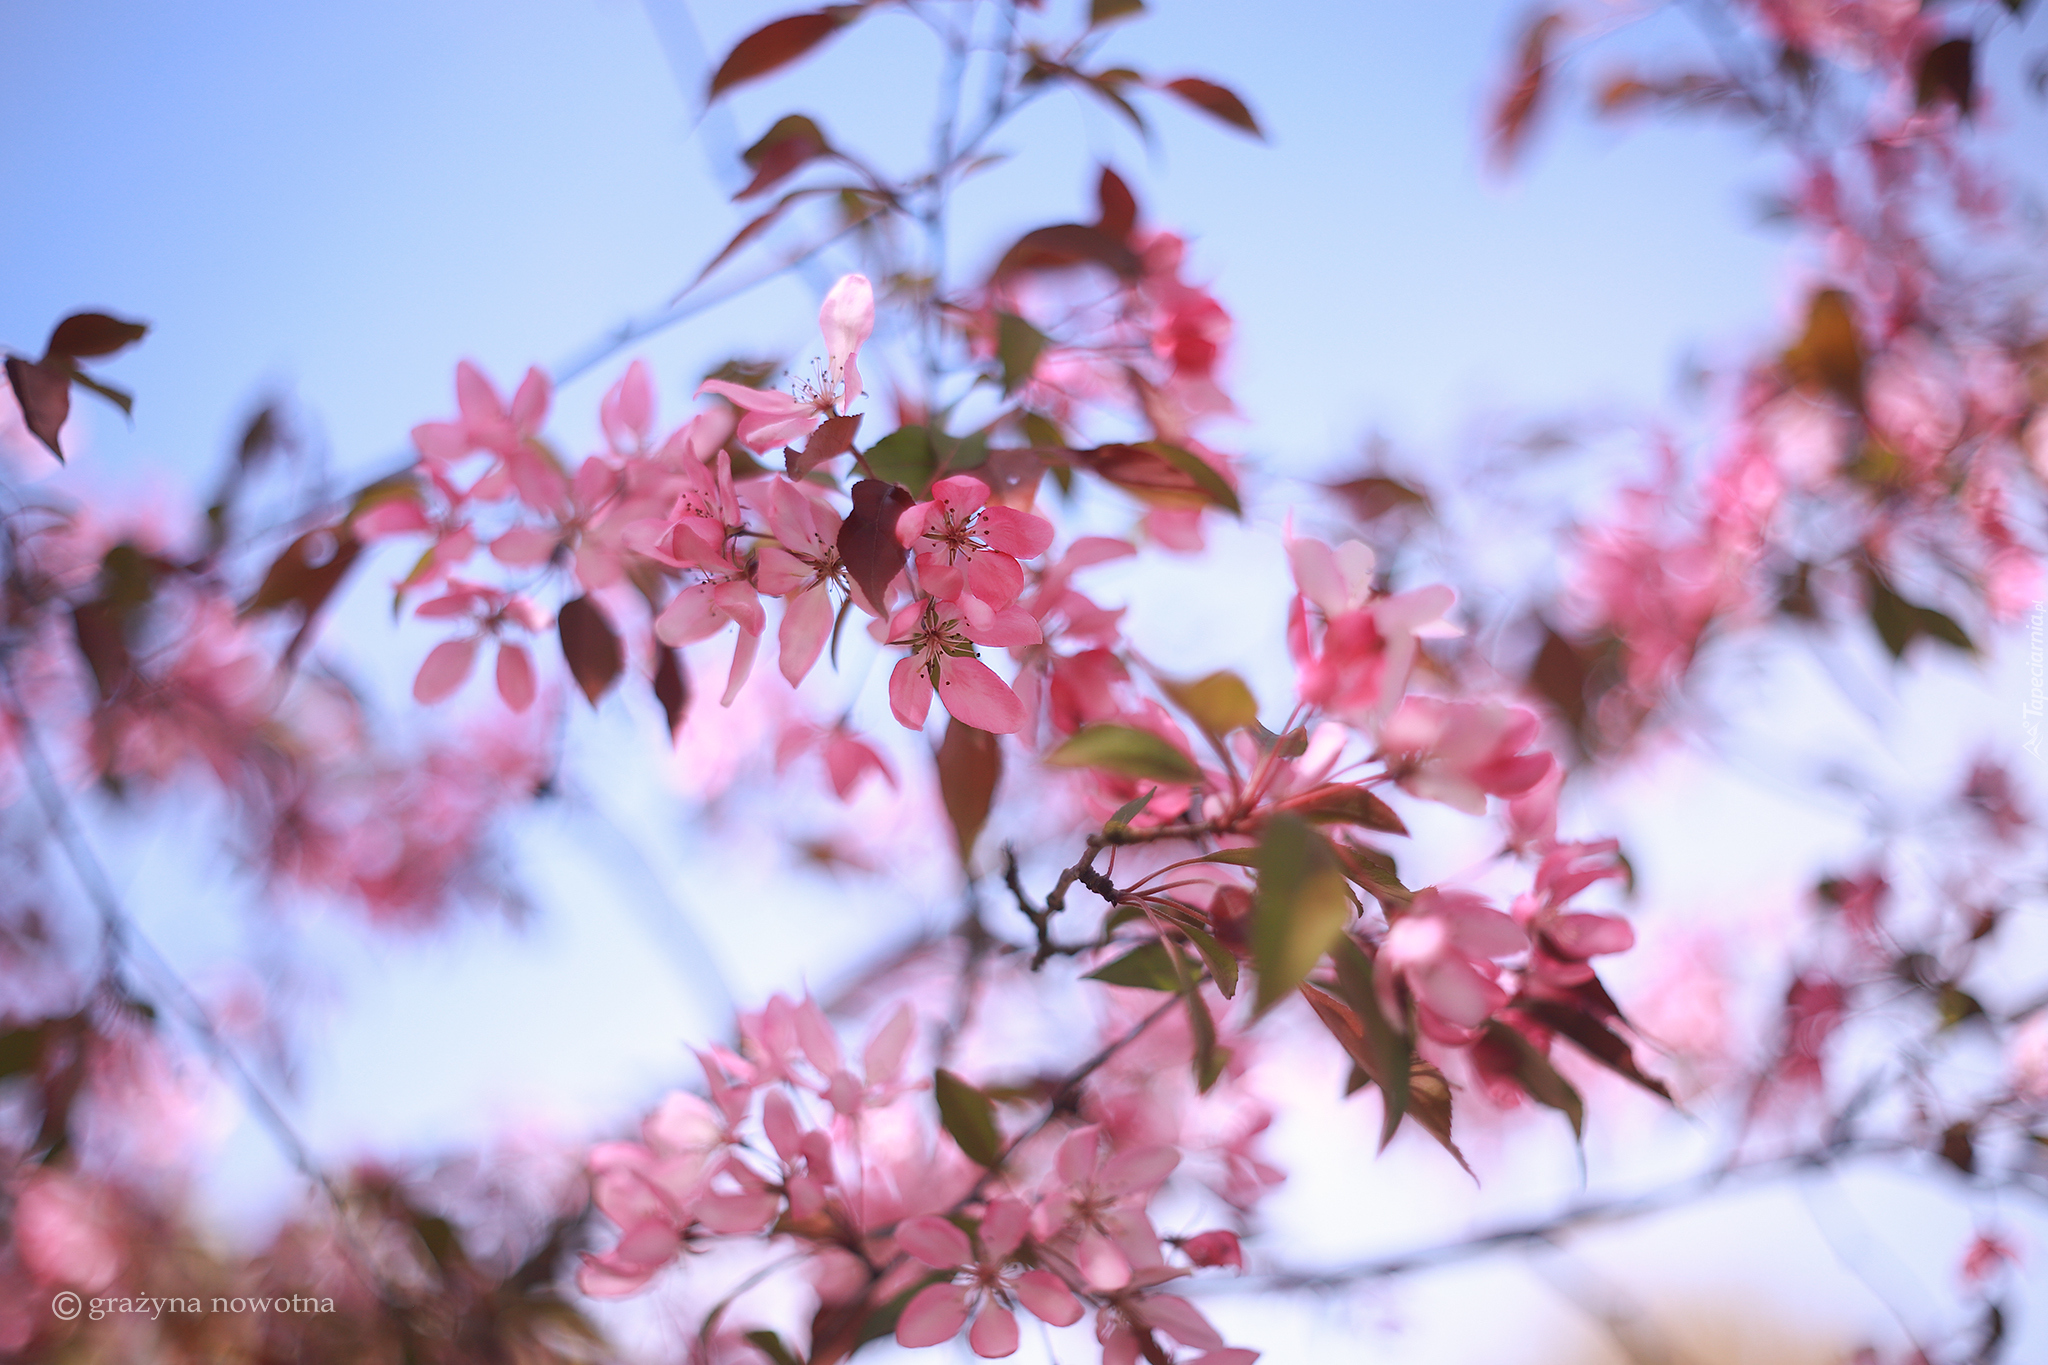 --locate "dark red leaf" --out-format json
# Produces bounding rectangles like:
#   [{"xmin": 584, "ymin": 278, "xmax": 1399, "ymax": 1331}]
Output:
[
  {"xmin": 788, "ymin": 412, "xmax": 861, "ymax": 476},
  {"xmin": 1517, "ymin": 999, "xmax": 1673, "ymax": 1101},
  {"xmin": 836, "ymin": 478, "xmax": 913, "ymax": 611},
  {"xmin": 1074, "ymin": 442, "xmax": 1238, "ymax": 513},
  {"xmin": 240, "ymin": 524, "xmax": 363, "ymax": 662},
  {"xmin": 653, "ymin": 643, "xmax": 690, "ymax": 739},
  {"xmin": 1095, "ymin": 166, "xmax": 1138, "ymax": 242},
  {"xmin": 936, "ymin": 720, "xmax": 1001, "ymax": 866},
  {"xmin": 737, "ymin": 114, "xmax": 835, "ymax": 199},
  {"xmin": 45, "ymin": 312, "xmax": 148, "ymax": 360},
  {"xmin": 1488, "ymin": 12, "xmax": 1563, "ymax": 171},
  {"xmin": 5, "ymin": 357, "xmax": 71, "ymax": 461},
  {"xmin": 1160, "ymin": 77, "xmax": 1263, "ymax": 138},
  {"xmin": 1916, "ymin": 38, "xmax": 1975, "ymax": 115},
  {"xmin": 1274, "ymin": 783, "xmax": 1408, "ymax": 834},
  {"xmin": 709, "ymin": 9, "xmax": 857, "ymax": 99},
  {"xmin": 71, "ymin": 600, "xmax": 133, "ymax": 699},
  {"xmin": 1327, "ymin": 475, "xmax": 1431, "ymax": 521},
  {"xmin": 558, "ymin": 596, "xmax": 625, "ymax": 706},
  {"xmin": 993, "ymin": 223, "xmax": 1141, "ymax": 281}
]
